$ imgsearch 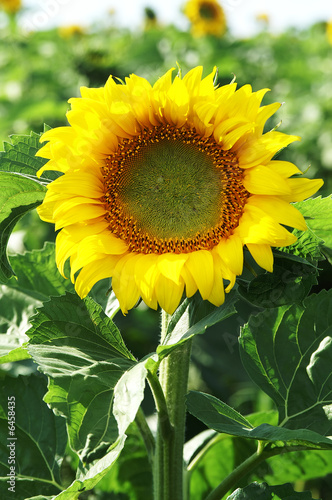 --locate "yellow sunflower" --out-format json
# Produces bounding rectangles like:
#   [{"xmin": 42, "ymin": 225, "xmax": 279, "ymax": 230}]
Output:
[
  {"xmin": 36, "ymin": 66, "xmax": 323, "ymax": 314},
  {"xmin": 58, "ymin": 25, "xmax": 85, "ymax": 39},
  {"xmin": 327, "ymin": 19, "xmax": 332, "ymax": 45},
  {"xmin": 0, "ymin": 0, "xmax": 21, "ymax": 13},
  {"xmin": 184, "ymin": 0, "xmax": 226, "ymax": 37}
]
